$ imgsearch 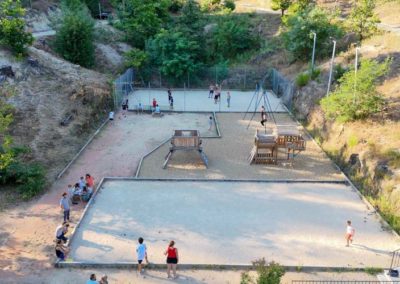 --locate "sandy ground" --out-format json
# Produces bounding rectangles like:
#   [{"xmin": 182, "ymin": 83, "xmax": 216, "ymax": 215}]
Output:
[
  {"xmin": 139, "ymin": 113, "xmax": 345, "ymax": 181},
  {"xmin": 128, "ymin": 90, "xmax": 286, "ymax": 112},
  {"xmin": 70, "ymin": 180, "xmax": 399, "ymax": 267},
  {"xmin": 0, "ymin": 112, "xmax": 213, "ymax": 282}
]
